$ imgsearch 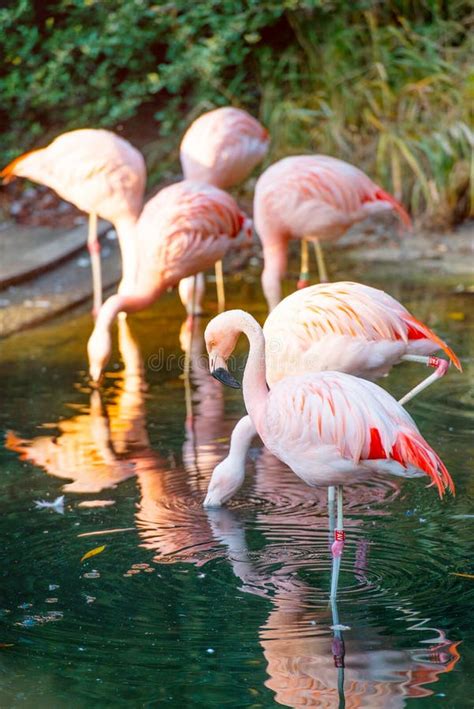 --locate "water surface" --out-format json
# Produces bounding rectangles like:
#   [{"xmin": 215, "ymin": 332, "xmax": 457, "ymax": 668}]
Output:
[{"xmin": 0, "ymin": 264, "xmax": 473, "ymax": 708}]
